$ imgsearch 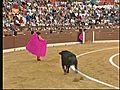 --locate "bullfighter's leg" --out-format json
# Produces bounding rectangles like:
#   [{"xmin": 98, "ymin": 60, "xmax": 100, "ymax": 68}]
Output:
[{"xmin": 37, "ymin": 56, "xmax": 41, "ymax": 61}]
